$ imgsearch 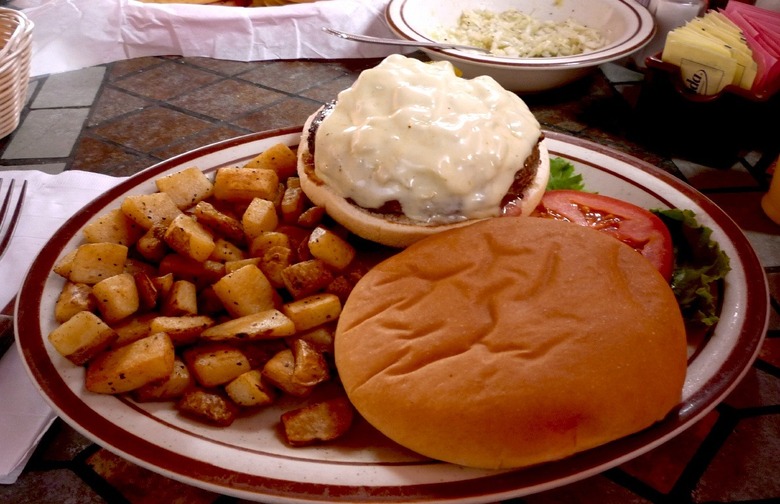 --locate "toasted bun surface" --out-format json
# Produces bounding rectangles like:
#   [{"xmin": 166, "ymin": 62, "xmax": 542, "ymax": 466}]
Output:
[
  {"xmin": 335, "ymin": 217, "xmax": 687, "ymax": 469},
  {"xmin": 297, "ymin": 110, "xmax": 550, "ymax": 248}
]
